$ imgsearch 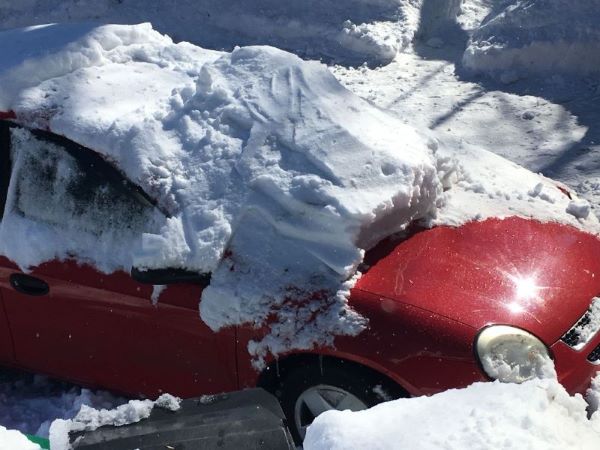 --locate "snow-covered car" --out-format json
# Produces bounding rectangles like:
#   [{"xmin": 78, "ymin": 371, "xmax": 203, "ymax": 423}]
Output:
[
  {"xmin": 2, "ymin": 120, "xmax": 600, "ymax": 443},
  {"xmin": 1, "ymin": 23, "xmax": 600, "ymax": 443}
]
